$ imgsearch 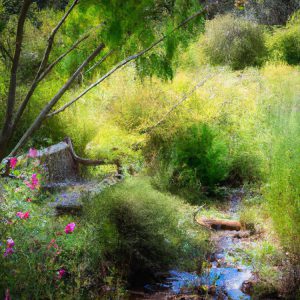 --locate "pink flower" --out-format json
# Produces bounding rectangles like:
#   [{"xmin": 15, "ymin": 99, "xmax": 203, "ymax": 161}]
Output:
[
  {"xmin": 28, "ymin": 148, "xmax": 38, "ymax": 158},
  {"xmin": 31, "ymin": 174, "xmax": 39, "ymax": 186},
  {"xmin": 16, "ymin": 211, "xmax": 30, "ymax": 219},
  {"xmin": 9, "ymin": 157, "xmax": 18, "ymax": 169},
  {"xmin": 26, "ymin": 198, "xmax": 32, "ymax": 202},
  {"xmin": 24, "ymin": 173, "xmax": 39, "ymax": 190},
  {"xmin": 6, "ymin": 239, "xmax": 14, "ymax": 248},
  {"xmin": 16, "ymin": 212, "xmax": 23, "ymax": 218},
  {"xmin": 5, "ymin": 288, "xmax": 11, "ymax": 300},
  {"xmin": 57, "ymin": 268, "xmax": 66, "ymax": 279},
  {"xmin": 4, "ymin": 247, "xmax": 14, "ymax": 257},
  {"xmin": 64, "ymin": 222, "xmax": 76, "ymax": 234}
]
